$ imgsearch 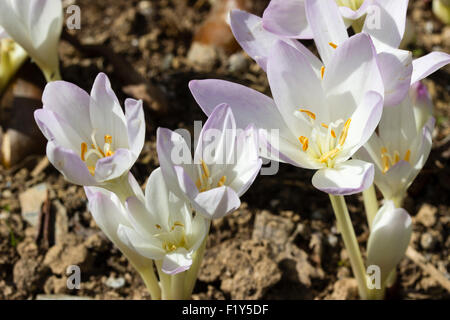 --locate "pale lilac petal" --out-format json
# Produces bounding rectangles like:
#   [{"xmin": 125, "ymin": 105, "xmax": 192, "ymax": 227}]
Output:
[
  {"xmin": 189, "ymin": 79, "xmax": 295, "ymax": 141},
  {"xmin": 312, "ymin": 159, "xmax": 374, "ymax": 195},
  {"xmin": 89, "ymin": 73, "xmax": 129, "ymax": 150},
  {"xmin": 173, "ymin": 165, "xmax": 199, "ymax": 201},
  {"xmin": 125, "ymin": 98, "xmax": 145, "ymax": 158},
  {"xmin": 162, "ymin": 249, "xmax": 193, "ymax": 275},
  {"xmin": 94, "ymin": 148, "xmax": 133, "ymax": 182},
  {"xmin": 363, "ymin": 0, "xmax": 408, "ymax": 51},
  {"xmin": 376, "ymin": 49, "xmax": 413, "ymax": 107},
  {"xmin": 46, "ymin": 141, "xmax": 97, "ymax": 186},
  {"xmin": 125, "ymin": 196, "xmax": 159, "ymax": 237},
  {"xmin": 117, "ymin": 224, "xmax": 165, "ymax": 260},
  {"xmin": 85, "ymin": 189, "xmax": 156, "ymax": 269},
  {"xmin": 34, "ymin": 109, "xmax": 84, "ymax": 151},
  {"xmin": 192, "ymin": 186, "xmax": 241, "ymax": 220},
  {"xmin": 195, "ymin": 104, "xmax": 236, "ymax": 167},
  {"xmin": 225, "ymin": 125, "xmax": 262, "ymax": 196},
  {"xmin": 411, "ymin": 52, "xmax": 450, "ymax": 84},
  {"xmin": 338, "ymin": 0, "xmax": 371, "ymax": 20},
  {"xmin": 341, "ymin": 91, "xmax": 384, "ymax": 156},
  {"xmin": 305, "ymin": 0, "xmax": 348, "ymax": 65},
  {"xmin": 42, "ymin": 81, "xmax": 91, "ymax": 141},
  {"xmin": 157, "ymin": 128, "xmax": 195, "ymax": 199},
  {"xmin": 267, "ymin": 40, "xmax": 327, "ymax": 138},
  {"xmin": 324, "ymin": 33, "xmax": 383, "ymax": 120},
  {"xmin": 262, "ymin": 0, "xmax": 312, "ymax": 39},
  {"xmin": 230, "ymin": 9, "xmax": 322, "ymax": 72}
]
